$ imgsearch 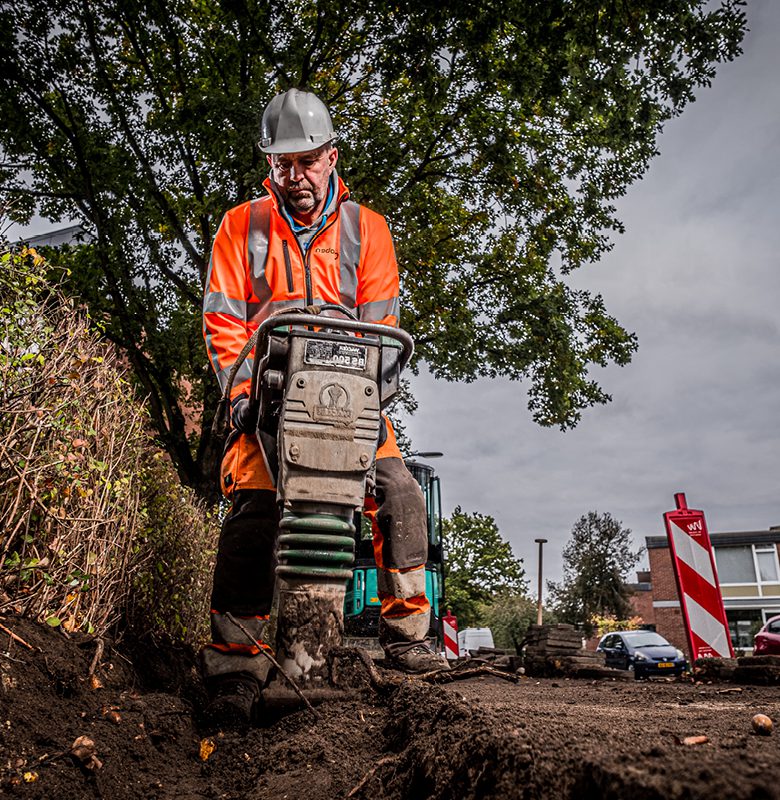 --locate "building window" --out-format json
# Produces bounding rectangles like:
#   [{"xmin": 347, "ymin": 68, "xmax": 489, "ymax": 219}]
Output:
[
  {"xmin": 715, "ymin": 546, "xmax": 756, "ymax": 584},
  {"xmin": 755, "ymin": 546, "xmax": 779, "ymax": 582},
  {"xmin": 714, "ymin": 544, "xmax": 780, "ymax": 587},
  {"xmin": 725, "ymin": 609, "xmax": 763, "ymax": 650}
]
